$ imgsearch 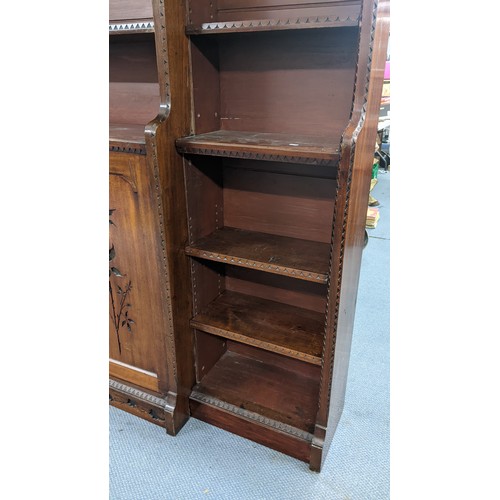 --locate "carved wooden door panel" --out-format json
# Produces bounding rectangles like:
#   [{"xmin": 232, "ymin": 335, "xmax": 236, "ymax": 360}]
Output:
[{"xmin": 109, "ymin": 151, "xmax": 169, "ymax": 393}]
